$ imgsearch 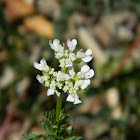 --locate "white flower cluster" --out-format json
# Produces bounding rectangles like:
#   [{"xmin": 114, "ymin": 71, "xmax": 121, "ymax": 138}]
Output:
[{"xmin": 34, "ymin": 39, "xmax": 94, "ymax": 104}]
